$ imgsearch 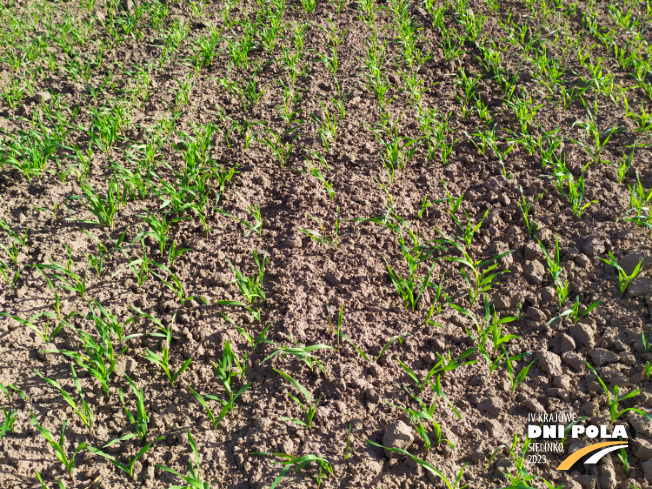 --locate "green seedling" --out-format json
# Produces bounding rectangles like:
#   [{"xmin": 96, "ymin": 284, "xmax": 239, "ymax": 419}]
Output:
[
  {"xmin": 299, "ymin": 208, "xmax": 340, "ymax": 250},
  {"xmin": 493, "ymin": 433, "xmax": 561, "ymax": 488},
  {"xmin": 118, "ymin": 373, "xmax": 148, "ymax": 442},
  {"xmin": 142, "ymin": 317, "xmax": 192, "ymax": 387},
  {"xmin": 88, "ymin": 436, "xmax": 163, "ymax": 478},
  {"xmin": 0, "ymin": 259, "xmax": 19, "ymax": 289},
  {"xmin": 301, "ymin": 166, "xmax": 334, "ymax": 201},
  {"xmin": 471, "ymin": 303, "xmax": 522, "ymax": 362},
  {"xmin": 441, "ymin": 178, "xmax": 464, "ymax": 214},
  {"xmin": 46, "ymin": 316, "xmax": 123, "ymax": 398},
  {"xmin": 517, "ymin": 186, "xmax": 543, "ymax": 235},
  {"xmin": 30, "ymin": 415, "xmax": 85, "ymax": 476},
  {"xmin": 211, "ymin": 340, "xmax": 250, "ymax": 418},
  {"xmin": 0, "ymin": 310, "xmax": 64, "ymax": 343},
  {"xmin": 0, "ymin": 129, "xmax": 59, "ymax": 183},
  {"xmin": 152, "ymin": 262, "xmax": 206, "ymax": 307},
  {"xmin": 218, "ymin": 299, "xmax": 262, "ymax": 324},
  {"xmin": 258, "ymin": 126, "xmax": 298, "ymax": 167},
  {"xmin": 425, "ymin": 272, "xmax": 449, "ymax": 327},
  {"xmin": 139, "ymin": 212, "xmax": 188, "ymax": 267},
  {"xmin": 505, "ymin": 352, "xmax": 536, "ymax": 394},
  {"xmin": 546, "ymin": 296, "xmax": 601, "ymax": 325},
  {"xmin": 0, "ymin": 382, "xmax": 27, "ymax": 402},
  {"xmin": 251, "ymin": 452, "xmax": 334, "ymax": 488},
  {"xmin": 67, "ymin": 176, "xmax": 119, "ymax": 230},
  {"xmin": 450, "ymin": 209, "xmax": 489, "ymax": 249},
  {"xmin": 372, "ymin": 128, "xmax": 421, "ymax": 184},
  {"xmin": 173, "ymin": 74, "xmax": 195, "ymax": 107},
  {"xmin": 35, "ymin": 471, "xmax": 66, "ymax": 489},
  {"xmin": 623, "ymin": 171, "xmax": 652, "ymax": 232},
  {"xmin": 35, "ymin": 365, "xmax": 93, "ymax": 433},
  {"xmin": 344, "ymin": 422, "xmax": 353, "ymax": 459},
  {"xmin": 0, "ymin": 219, "xmax": 28, "ymax": 266},
  {"xmin": 156, "ymin": 430, "xmax": 209, "ymax": 488},
  {"xmin": 219, "ymin": 313, "xmax": 270, "ymax": 352},
  {"xmin": 189, "ymin": 385, "xmax": 233, "ymax": 429},
  {"xmin": 312, "ymin": 101, "xmax": 338, "ymax": 153},
  {"xmin": 36, "ymin": 244, "xmax": 88, "ymax": 298},
  {"xmin": 572, "ymin": 97, "xmax": 624, "ymax": 163},
  {"xmin": 217, "ymin": 193, "xmax": 263, "ymax": 237},
  {"xmin": 274, "ymin": 369, "xmax": 320, "ymax": 429},
  {"xmin": 587, "ymin": 363, "xmax": 651, "ymax": 423},
  {"xmin": 1, "ymin": 408, "xmax": 16, "ymax": 440},
  {"xmin": 610, "ymin": 148, "xmax": 635, "ymax": 184},
  {"xmin": 83, "ymin": 239, "xmax": 106, "ymax": 277},
  {"xmin": 226, "ymin": 250, "xmax": 268, "ymax": 304},
  {"xmin": 599, "ymin": 251, "xmax": 645, "ymax": 296},
  {"xmin": 264, "ymin": 342, "xmax": 335, "ymax": 375},
  {"xmin": 241, "ymin": 75, "xmax": 268, "ymax": 113},
  {"xmin": 112, "ymin": 240, "xmax": 152, "ymax": 288},
  {"xmin": 88, "ymin": 300, "xmax": 139, "ymax": 344},
  {"xmin": 383, "ymin": 254, "xmax": 436, "ymax": 312},
  {"xmin": 643, "ymin": 329, "xmax": 652, "ymax": 352},
  {"xmin": 442, "ymin": 240, "xmax": 513, "ymax": 307},
  {"xmin": 367, "ymin": 441, "xmax": 468, "ymax": 489},
  {"xmin": 375, "ymin": 332, "xmax": 411, "ymax": 363},
  {"xmin": 277, "ymin": 83, "xmax": 304, "ymax": 124},
  {"xmin": 398, "ymin": 349, "xmax": 475, "ymax": 396},
  {"xmin": 538, "ymin": 236, "xmax": 569, "ymax": 307},
  {"xmin": 388, "ymin": 384, "xmax": 455, "ymax": 450}
]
